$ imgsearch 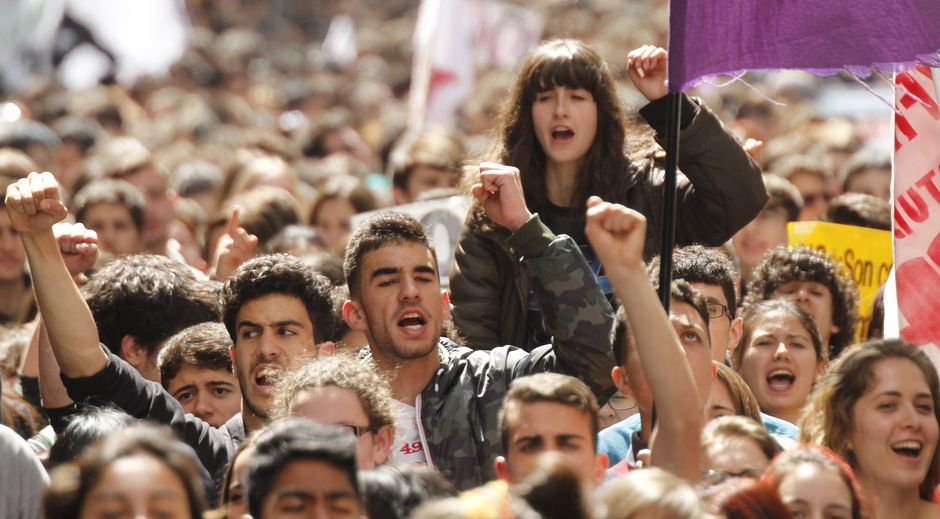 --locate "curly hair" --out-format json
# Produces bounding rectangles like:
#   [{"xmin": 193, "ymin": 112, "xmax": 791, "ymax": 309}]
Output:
[
  {"xmin": 800, "ymin": 339, "xmax": 940, "ymax": 501},
  {"xmin": 221, "ymin": 253, "xmax": 334, "ymax": 344},
  {"xmin": 82, "ymin": 255, "xmax": 221, "ymax": 355},
  {"xmin": 649, "ymin": 245, "xmax": 738, "ymax": 318},
  {"xmin": 272, "ymin": 351, "xmax": 395, "ymax": 433},
  {"xmin": 745, "ymin": 245, "xmax": 860, "ymax": 359}
]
